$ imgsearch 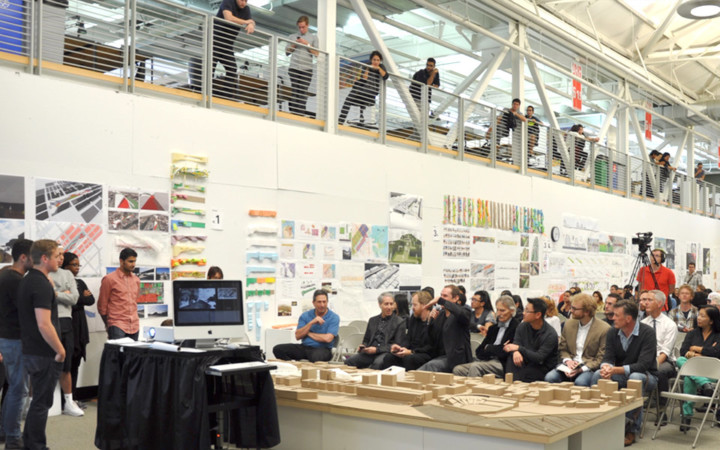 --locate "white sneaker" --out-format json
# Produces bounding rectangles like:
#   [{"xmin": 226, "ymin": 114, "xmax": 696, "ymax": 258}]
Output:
[{"xmin": 63, "ymin": 400, "xmax": 84, "ymax": 417}]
